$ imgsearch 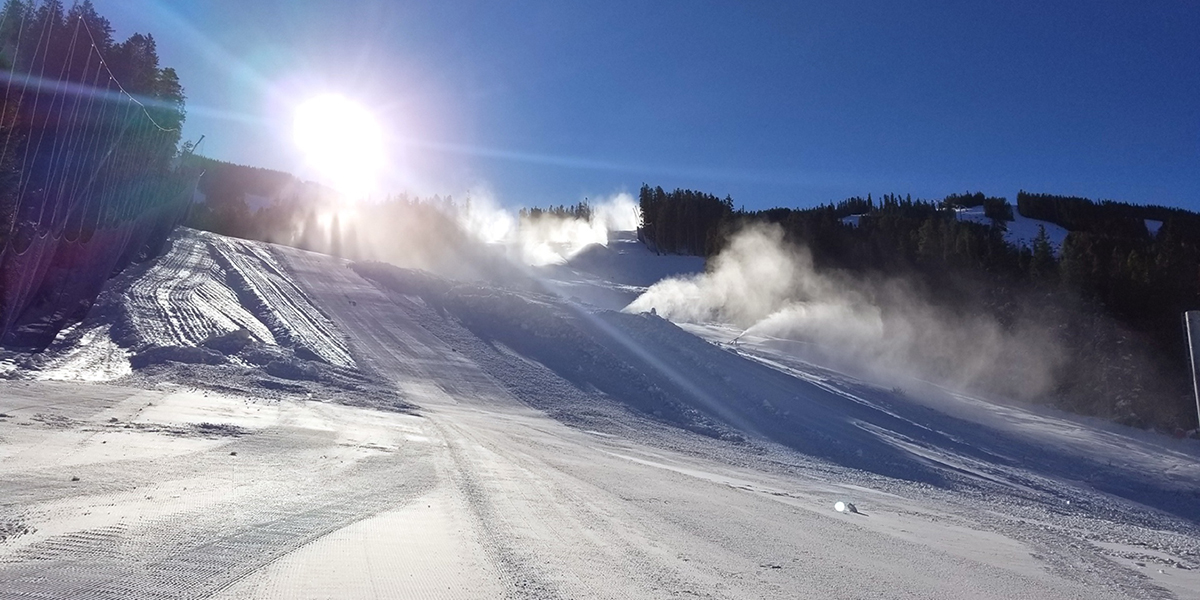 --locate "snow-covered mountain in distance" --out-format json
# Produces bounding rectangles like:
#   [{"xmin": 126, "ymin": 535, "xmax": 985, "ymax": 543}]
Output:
[
  {"xmin": 844, "ymin": 206, "xmax": 1164, "ymax": 254},
  {"xmin": 955, "ymin": 205, "xmax": 1071, "ymax": 251},
  {"xmin": 2, "ymin": 227, "xmax": 1199, "ymax": 598}
]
